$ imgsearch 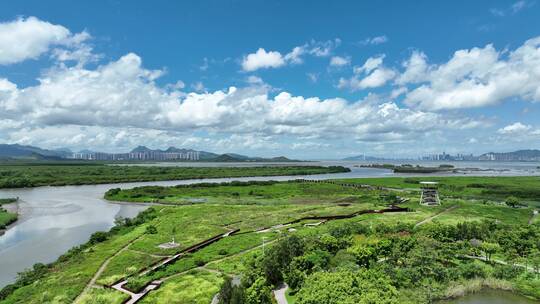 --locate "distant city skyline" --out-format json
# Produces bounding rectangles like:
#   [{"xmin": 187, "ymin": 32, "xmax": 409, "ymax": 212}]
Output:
[
  {"xmin": 4, "ymin": 143, "xmax": 538, "ymax": 162},
  {"xmin": 1, "ymin": 1, "xmax": 540, "ymax": 158}
]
